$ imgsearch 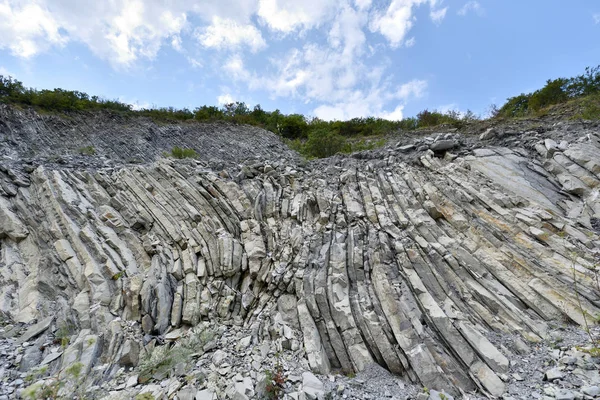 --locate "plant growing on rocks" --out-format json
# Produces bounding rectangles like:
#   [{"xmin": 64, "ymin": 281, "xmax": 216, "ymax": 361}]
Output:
[
  {"xmin": 53, "ymin": 322, "xmax": 75, "ymax": 348},
  {"xmin": 264, "ymin": 355, "xmax": 286, "ymax": 400},
  {"xmin": 138, "ymin": 328, "xmax": 214, "ymax": 383},
  {"xmin": 24, "ymin": 365, "xmax": 48, "ymax": 384},
  {"xmin": 22, "ymin": 362, "xmax": 86, "ymax": 400},
  {"xmin": 170, "ymin": 146, "xmax": 197, "ymax": 159},
  {"xmin": 78, "ymin": 145, "xmax": 95, "ymax": 156}
]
